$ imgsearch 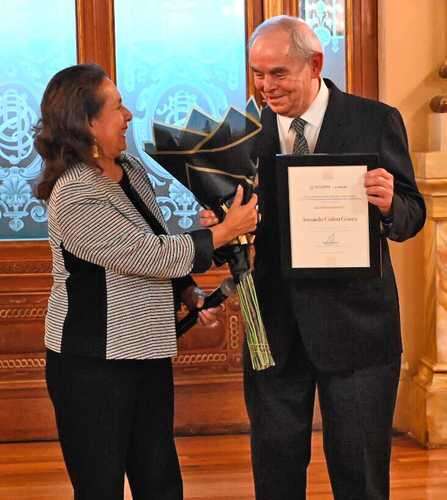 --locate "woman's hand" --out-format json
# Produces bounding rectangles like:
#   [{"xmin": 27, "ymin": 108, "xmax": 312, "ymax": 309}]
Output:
[
  {"xmin": 209, "ymin": 185, "xmax": 258, "ymax": 249},
  {"xmin": 180, "ymin": 285, "xmax": 220, "ymax": 327},
  {"xmin": 199, "ymin": 209, "xmax": 219, "ymax": 227},
  {"xmin": 181, "ymin": 285, "xmax": 205, "ymax": 311}
]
